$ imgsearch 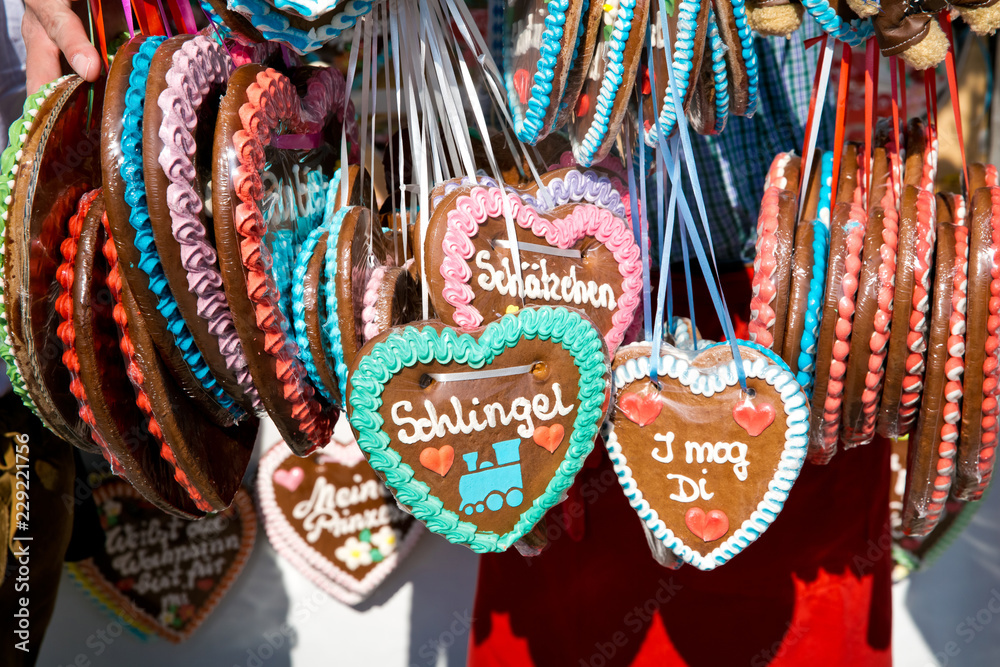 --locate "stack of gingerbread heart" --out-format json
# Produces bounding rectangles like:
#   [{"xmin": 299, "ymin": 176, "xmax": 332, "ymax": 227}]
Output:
[
  {"xmin": 749, "ymin": 116, "xmax": 1000, "ymax": 538},
  {"xmin": 0, "ymin": 28, "xmax": 371, "ymax": 517},
  {"xmin": 501, "ymin": 0, "xmax": 762, "ymax": 163}
]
